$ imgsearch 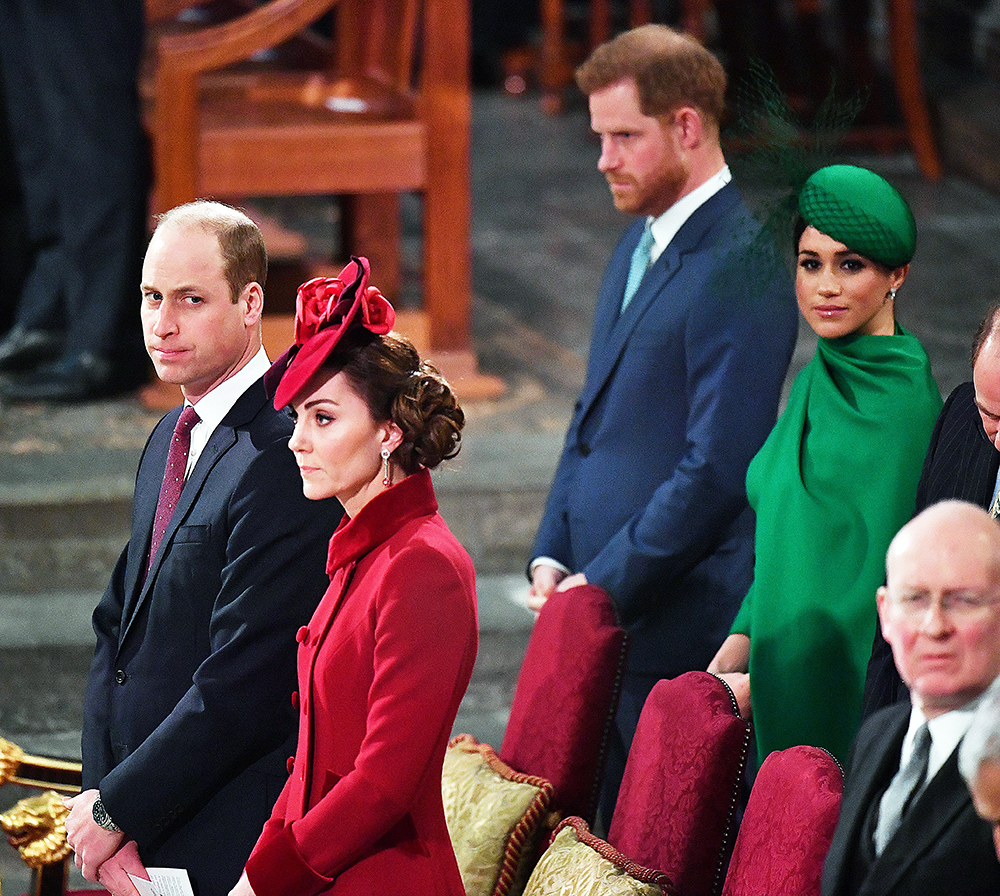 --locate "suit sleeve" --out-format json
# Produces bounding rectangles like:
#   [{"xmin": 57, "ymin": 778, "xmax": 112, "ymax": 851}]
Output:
[
  {"xmin": 585, "ymin": 253, "xmax": 796, "ymax": 621},
  {"xmin": 81, "ymin": 544, "xmax": 129, "ymax": 790},
  {"xmin": 97, "ymin": 440, "xmax": 337, "ymax": 848},
  {"xmin": 245, "ymin": 542, "xmax": 478, "ymax": 896}
]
